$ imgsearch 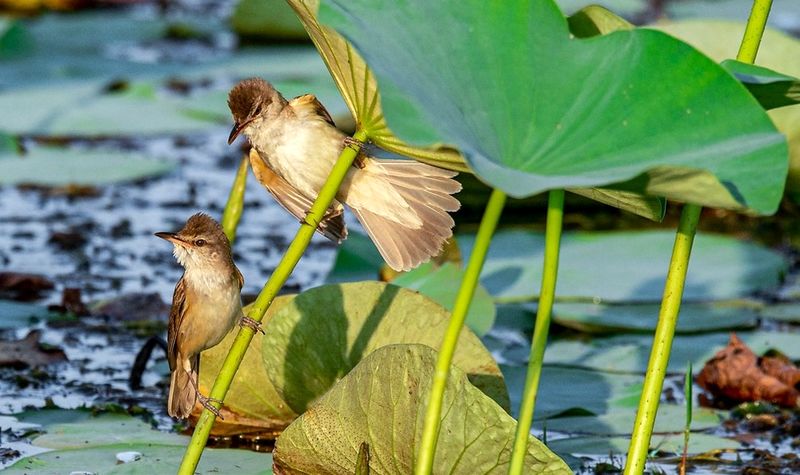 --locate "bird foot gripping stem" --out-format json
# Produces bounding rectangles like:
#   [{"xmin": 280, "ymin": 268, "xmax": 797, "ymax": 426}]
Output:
[
  {"xmin": 188, "ymin": 375, "xmax": 225, "ymax": 419},
  {"xmin": 343, "ymin": 136, "xmax": 367, "ymax": 169},
  {"xmin": 240, "ymin": 315, "xmax": 265, "ymax": 334}
]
